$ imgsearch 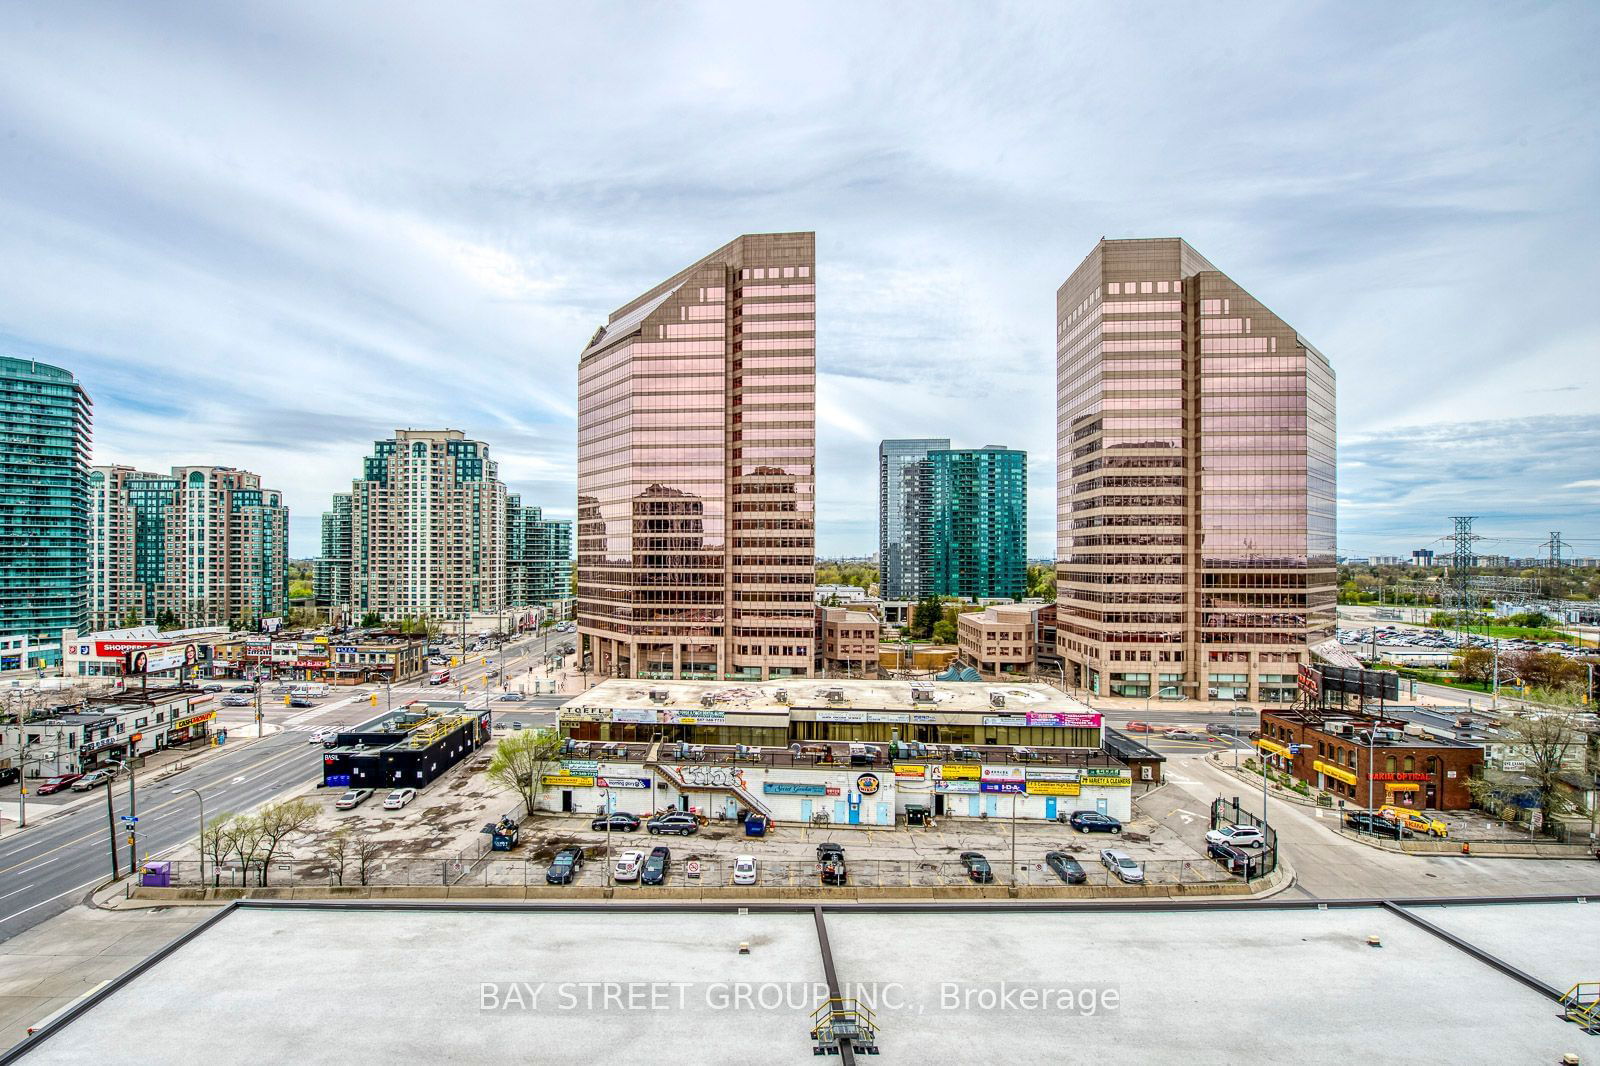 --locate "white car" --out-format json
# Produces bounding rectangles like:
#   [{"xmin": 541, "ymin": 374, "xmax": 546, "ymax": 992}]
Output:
[
  {"xmin": 1101, "ymin": 849, "xmax": 1144, "ymax": 884},
  {"xmin": 308, "ymin": 727, "xmax": 336, "ymax": 744},
  {"xmin": 613, "ymin": 850, "xmax": 645, "ymax": 883},
  {"xmin": 335, "ymin": 788, "xmax": 374, "ymax": 810},
  {"xmin": 1205, "ymin": 824, "xmax": 1265, "ymax": 849},
  {"xmin": 383, "ymin": 788, "xmax": 418, "ymax": 810},
  {"xmin": 732, "ymin": 855, "xmax": 758, "ymax": 885}
]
